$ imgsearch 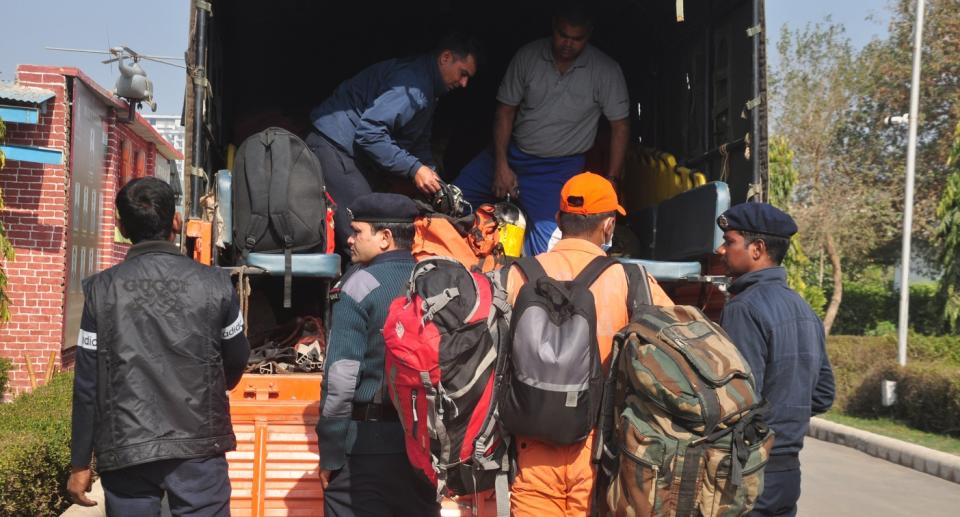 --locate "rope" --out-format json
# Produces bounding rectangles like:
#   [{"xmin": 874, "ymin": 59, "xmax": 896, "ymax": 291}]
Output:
[{"xmin": 719, "ymin": 143, "xmax": 731, "ymax": 182}]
